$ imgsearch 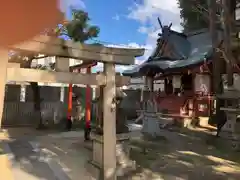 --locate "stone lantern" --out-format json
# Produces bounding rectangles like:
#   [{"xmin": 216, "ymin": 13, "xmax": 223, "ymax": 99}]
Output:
[
  {"xmin": 94, "ymin": 87, "xmax": 129, "ymax": 134},
  {"xmin": 87, "ymin": 87, "xmax": 135, "ymax": 179}
]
